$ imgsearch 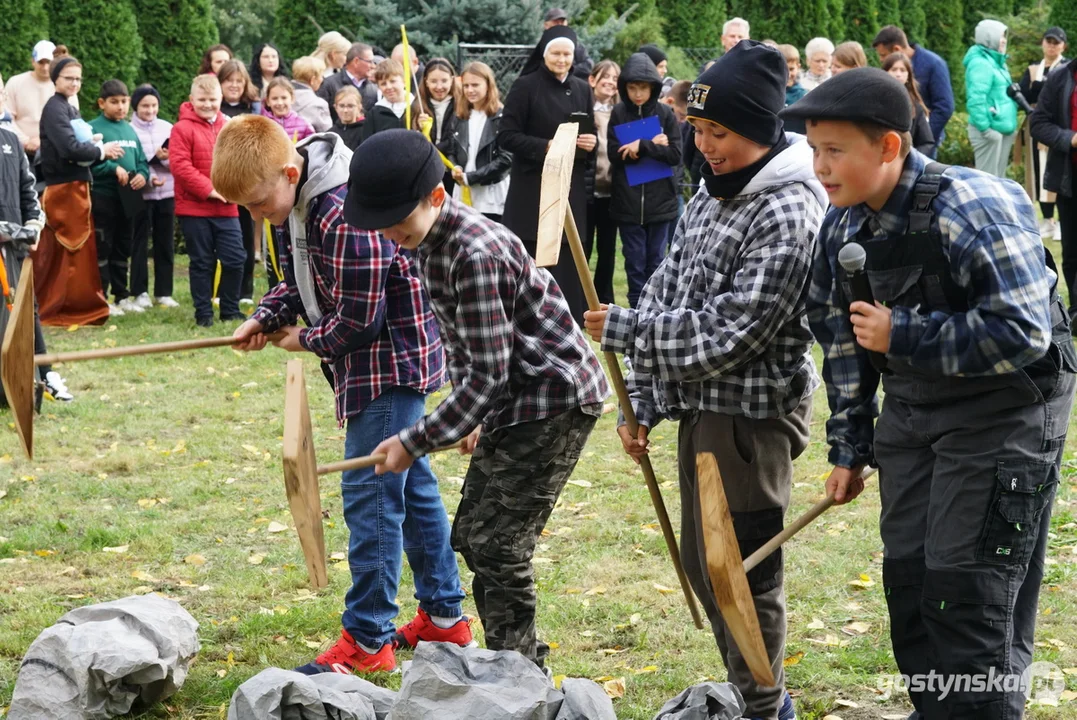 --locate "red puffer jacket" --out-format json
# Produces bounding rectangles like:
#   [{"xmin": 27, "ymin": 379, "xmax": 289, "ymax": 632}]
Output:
[{"xmin": 170, "ymin": 102, "xmax": 237, "ymax": 217}]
